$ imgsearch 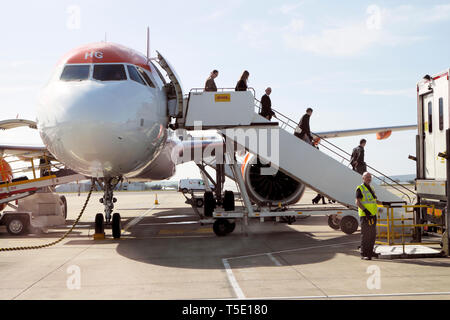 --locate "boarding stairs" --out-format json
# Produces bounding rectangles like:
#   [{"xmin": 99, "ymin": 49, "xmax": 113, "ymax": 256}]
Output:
[{"xmin": 177, "ymin": 89, "xmax": 416, "ymax": 231}]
